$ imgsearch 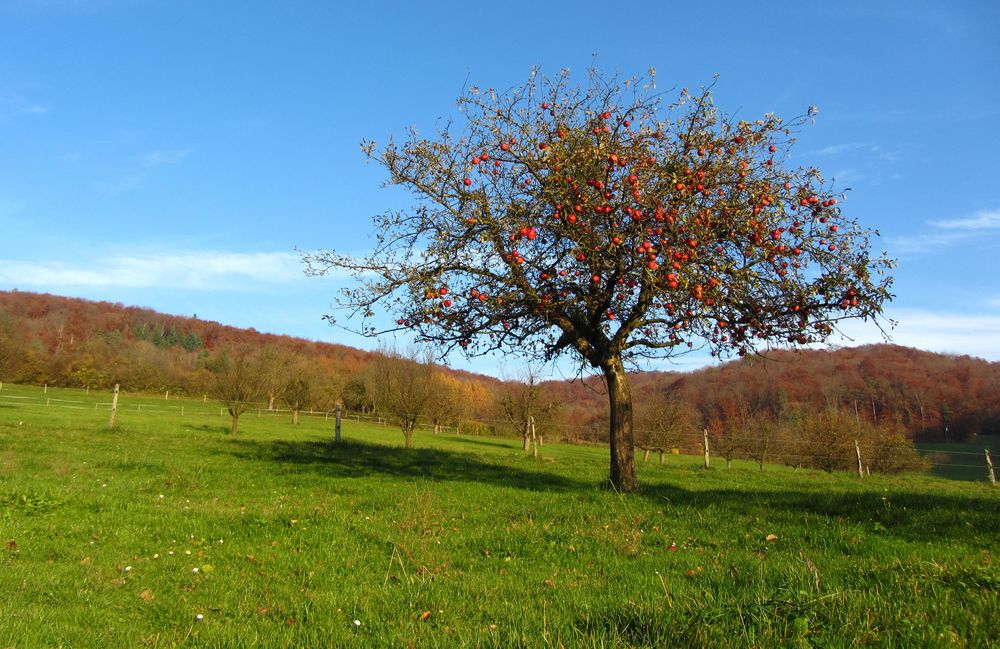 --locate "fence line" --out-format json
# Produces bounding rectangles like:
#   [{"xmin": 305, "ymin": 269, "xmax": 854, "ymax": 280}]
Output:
[{"xmin": 0, "ymin": 382, "xmax": 994, "ymax": 481}]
